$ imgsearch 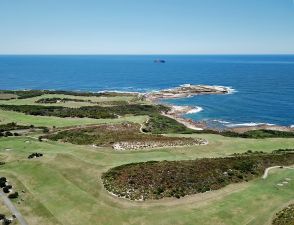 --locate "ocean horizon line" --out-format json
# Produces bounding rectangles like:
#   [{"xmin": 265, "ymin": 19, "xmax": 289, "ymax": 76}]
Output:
[{"xmin": 1, "ymin": 53, "xmax": 294, "ymax": 56}]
